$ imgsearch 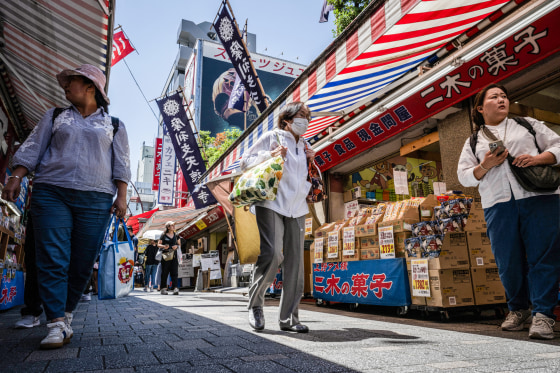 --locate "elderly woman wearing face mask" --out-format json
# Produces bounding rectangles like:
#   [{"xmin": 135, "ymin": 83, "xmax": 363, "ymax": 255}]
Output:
[{"xmin": 240, "ymin": 101, "xmax": 315, "ymax": 333}]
